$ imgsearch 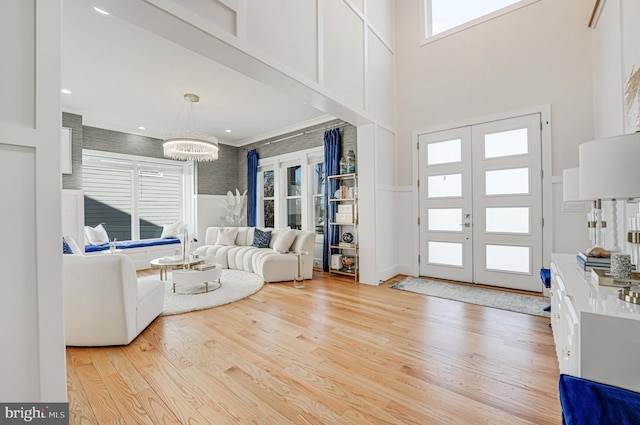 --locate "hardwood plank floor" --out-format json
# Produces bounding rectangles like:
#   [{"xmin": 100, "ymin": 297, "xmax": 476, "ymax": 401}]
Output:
[{"xmin": 66, "ymin": 272, "xmax": 561, "ymax": 424}]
